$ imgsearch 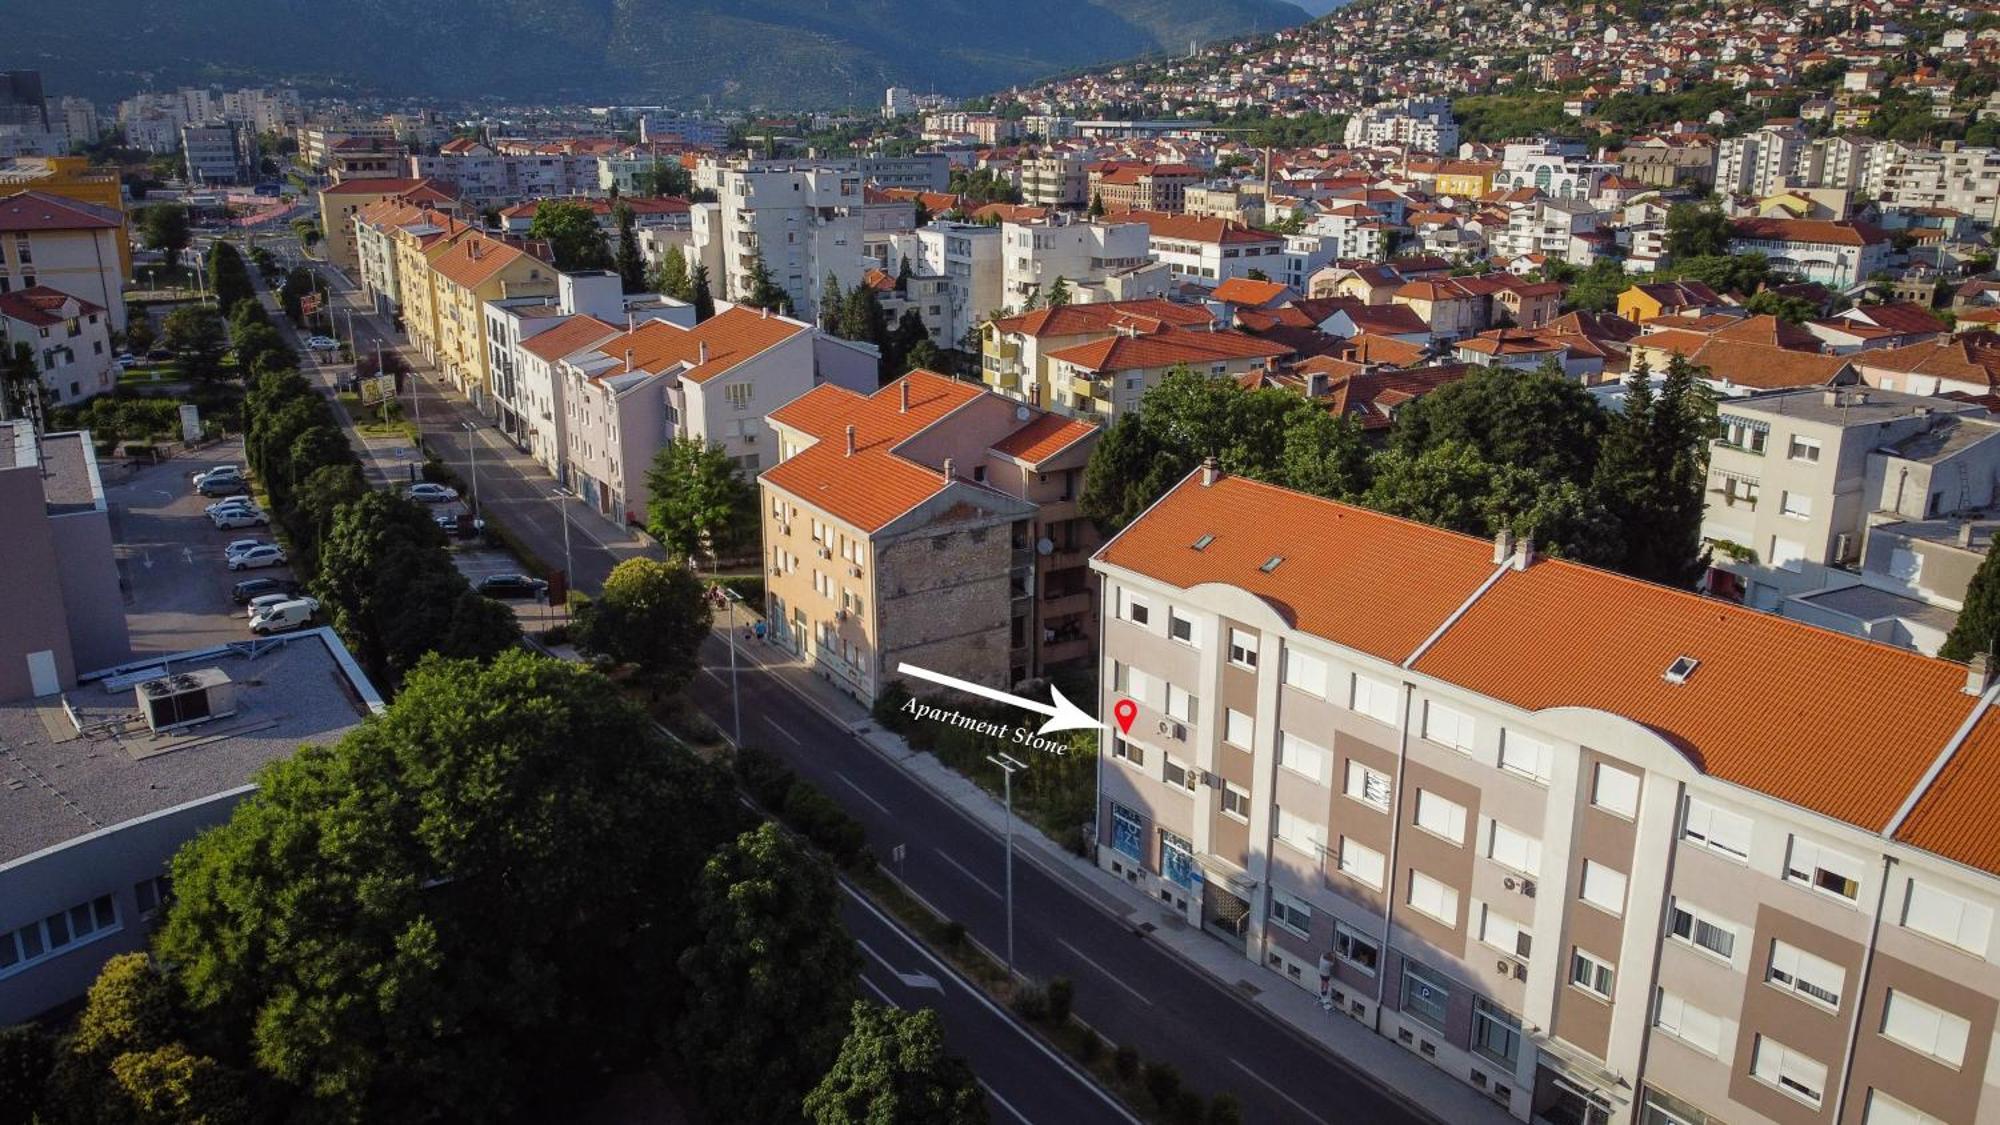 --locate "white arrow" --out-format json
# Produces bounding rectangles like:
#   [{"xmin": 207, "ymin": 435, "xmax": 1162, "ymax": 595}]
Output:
[
  {"xmin": 894, "ymin": 662, "xmax": 1099, "ymax": 735},
  {"xmin": 181, "ymin": 546, "xmax": 196, "ymax": 565},
  {"xmin": 856, "ymin": 940, "xmax": 942, "ymax": 992}
]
